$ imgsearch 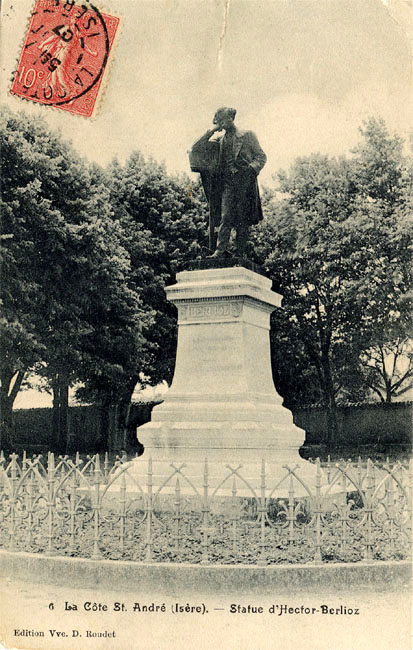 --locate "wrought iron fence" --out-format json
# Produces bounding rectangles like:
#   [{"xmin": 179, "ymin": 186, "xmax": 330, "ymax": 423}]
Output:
[{"xmin": 0, "ymin": 450, "xmax": 411, "ymax": 565}]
